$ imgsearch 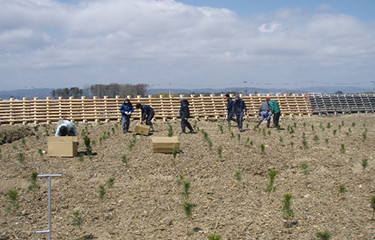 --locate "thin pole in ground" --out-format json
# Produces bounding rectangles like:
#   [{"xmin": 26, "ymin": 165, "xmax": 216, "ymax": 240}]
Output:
[{"xmin": 35, "ymin": 174, "xmax": 62, "ymax": 240}]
